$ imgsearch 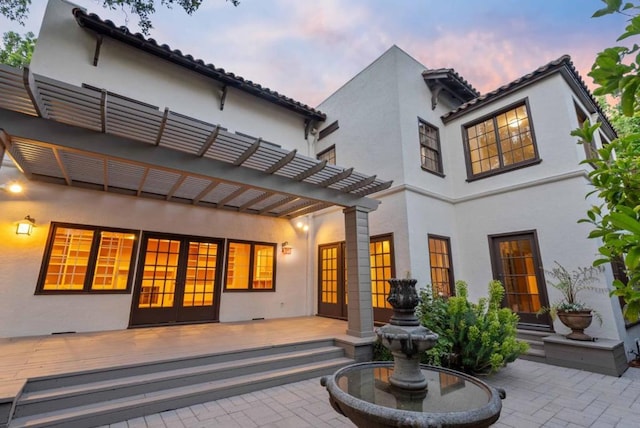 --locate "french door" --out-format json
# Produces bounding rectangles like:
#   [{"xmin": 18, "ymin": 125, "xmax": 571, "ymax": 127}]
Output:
[
  {"xmin": 489, "ymin": 231, "xmax": 551, "ymax": 329},
  {"xmin": 317, "ymin": 234, "xmax": 395, "ymax": 323},
  {"xmin": 129, "ymin": 233, "xmax": 224, "ymax": 327},
  {"xmin": 318, "ymin": 242, "xmax": 347, "ymax": 319}
]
